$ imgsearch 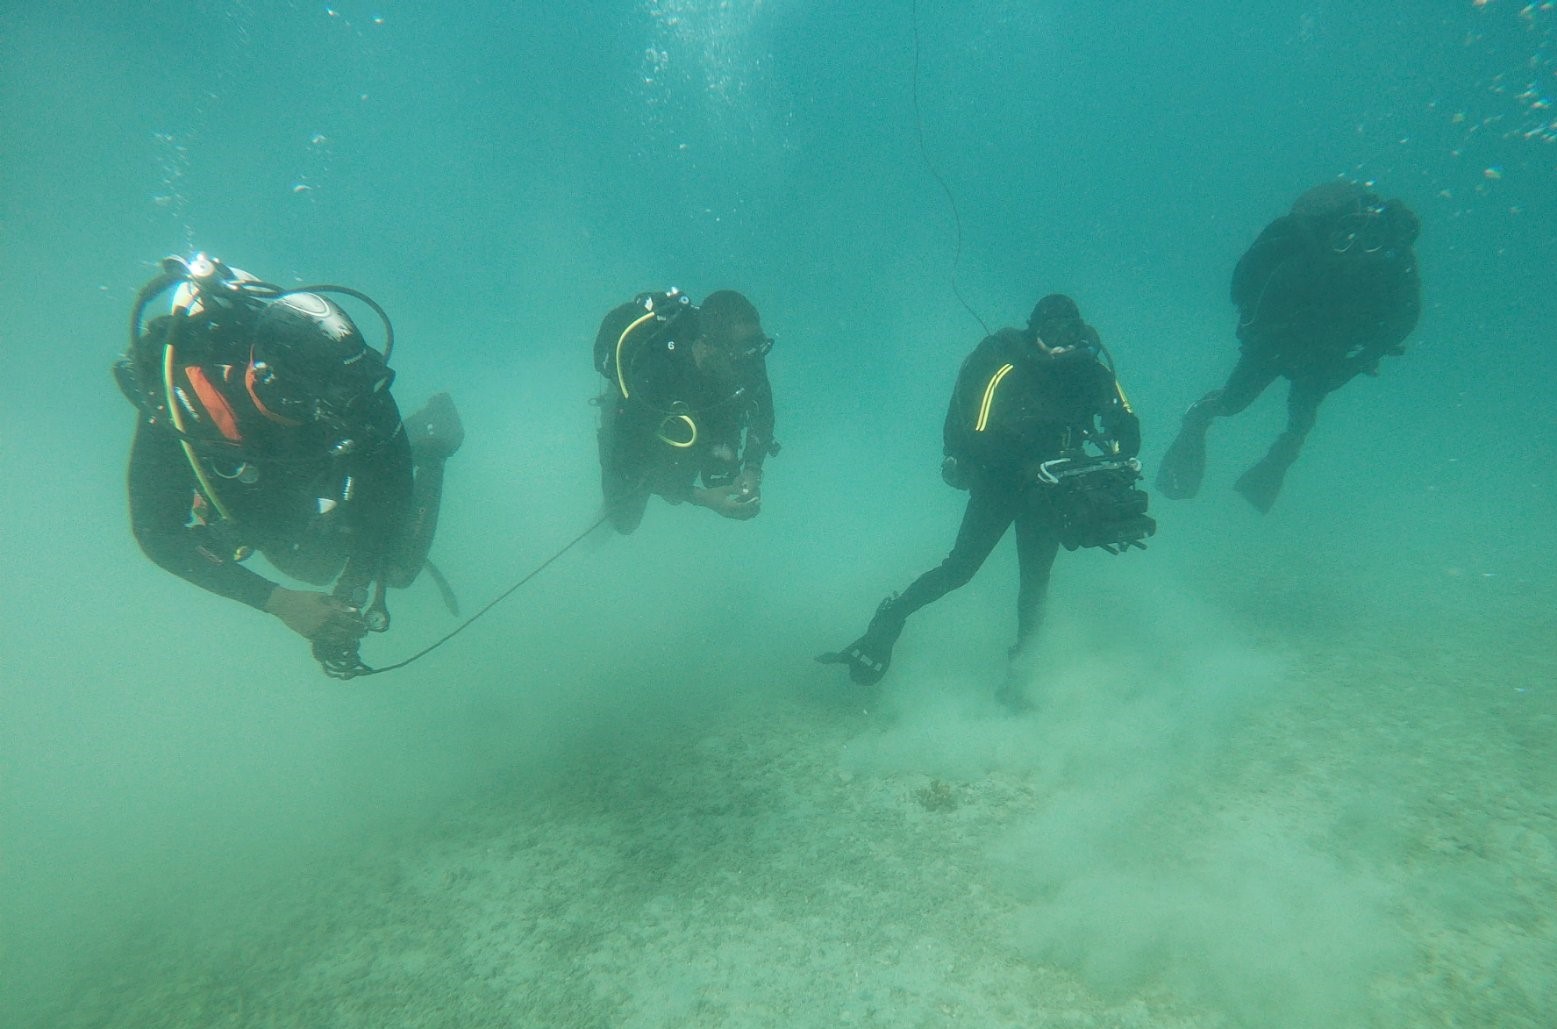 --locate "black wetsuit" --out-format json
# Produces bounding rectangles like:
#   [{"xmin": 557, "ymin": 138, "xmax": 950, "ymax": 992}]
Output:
[
  {"xmin": 126, "ymin": 344, "xmax": 417, "ymax": 611},
  {"xmin": 1155, "ymin": 195, "xmax": 1421, "ymax": 512},
  {"xmin": 594, "ymin": 297, "xmax": 775, "ymax": 533},
  {"xmin": 888, "ymin": 327, "xmax": 1140, "ymax": 650},
  {"xmin": 1212, "ymin": 211, "xmax": 1421, "ymax": 436}
]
